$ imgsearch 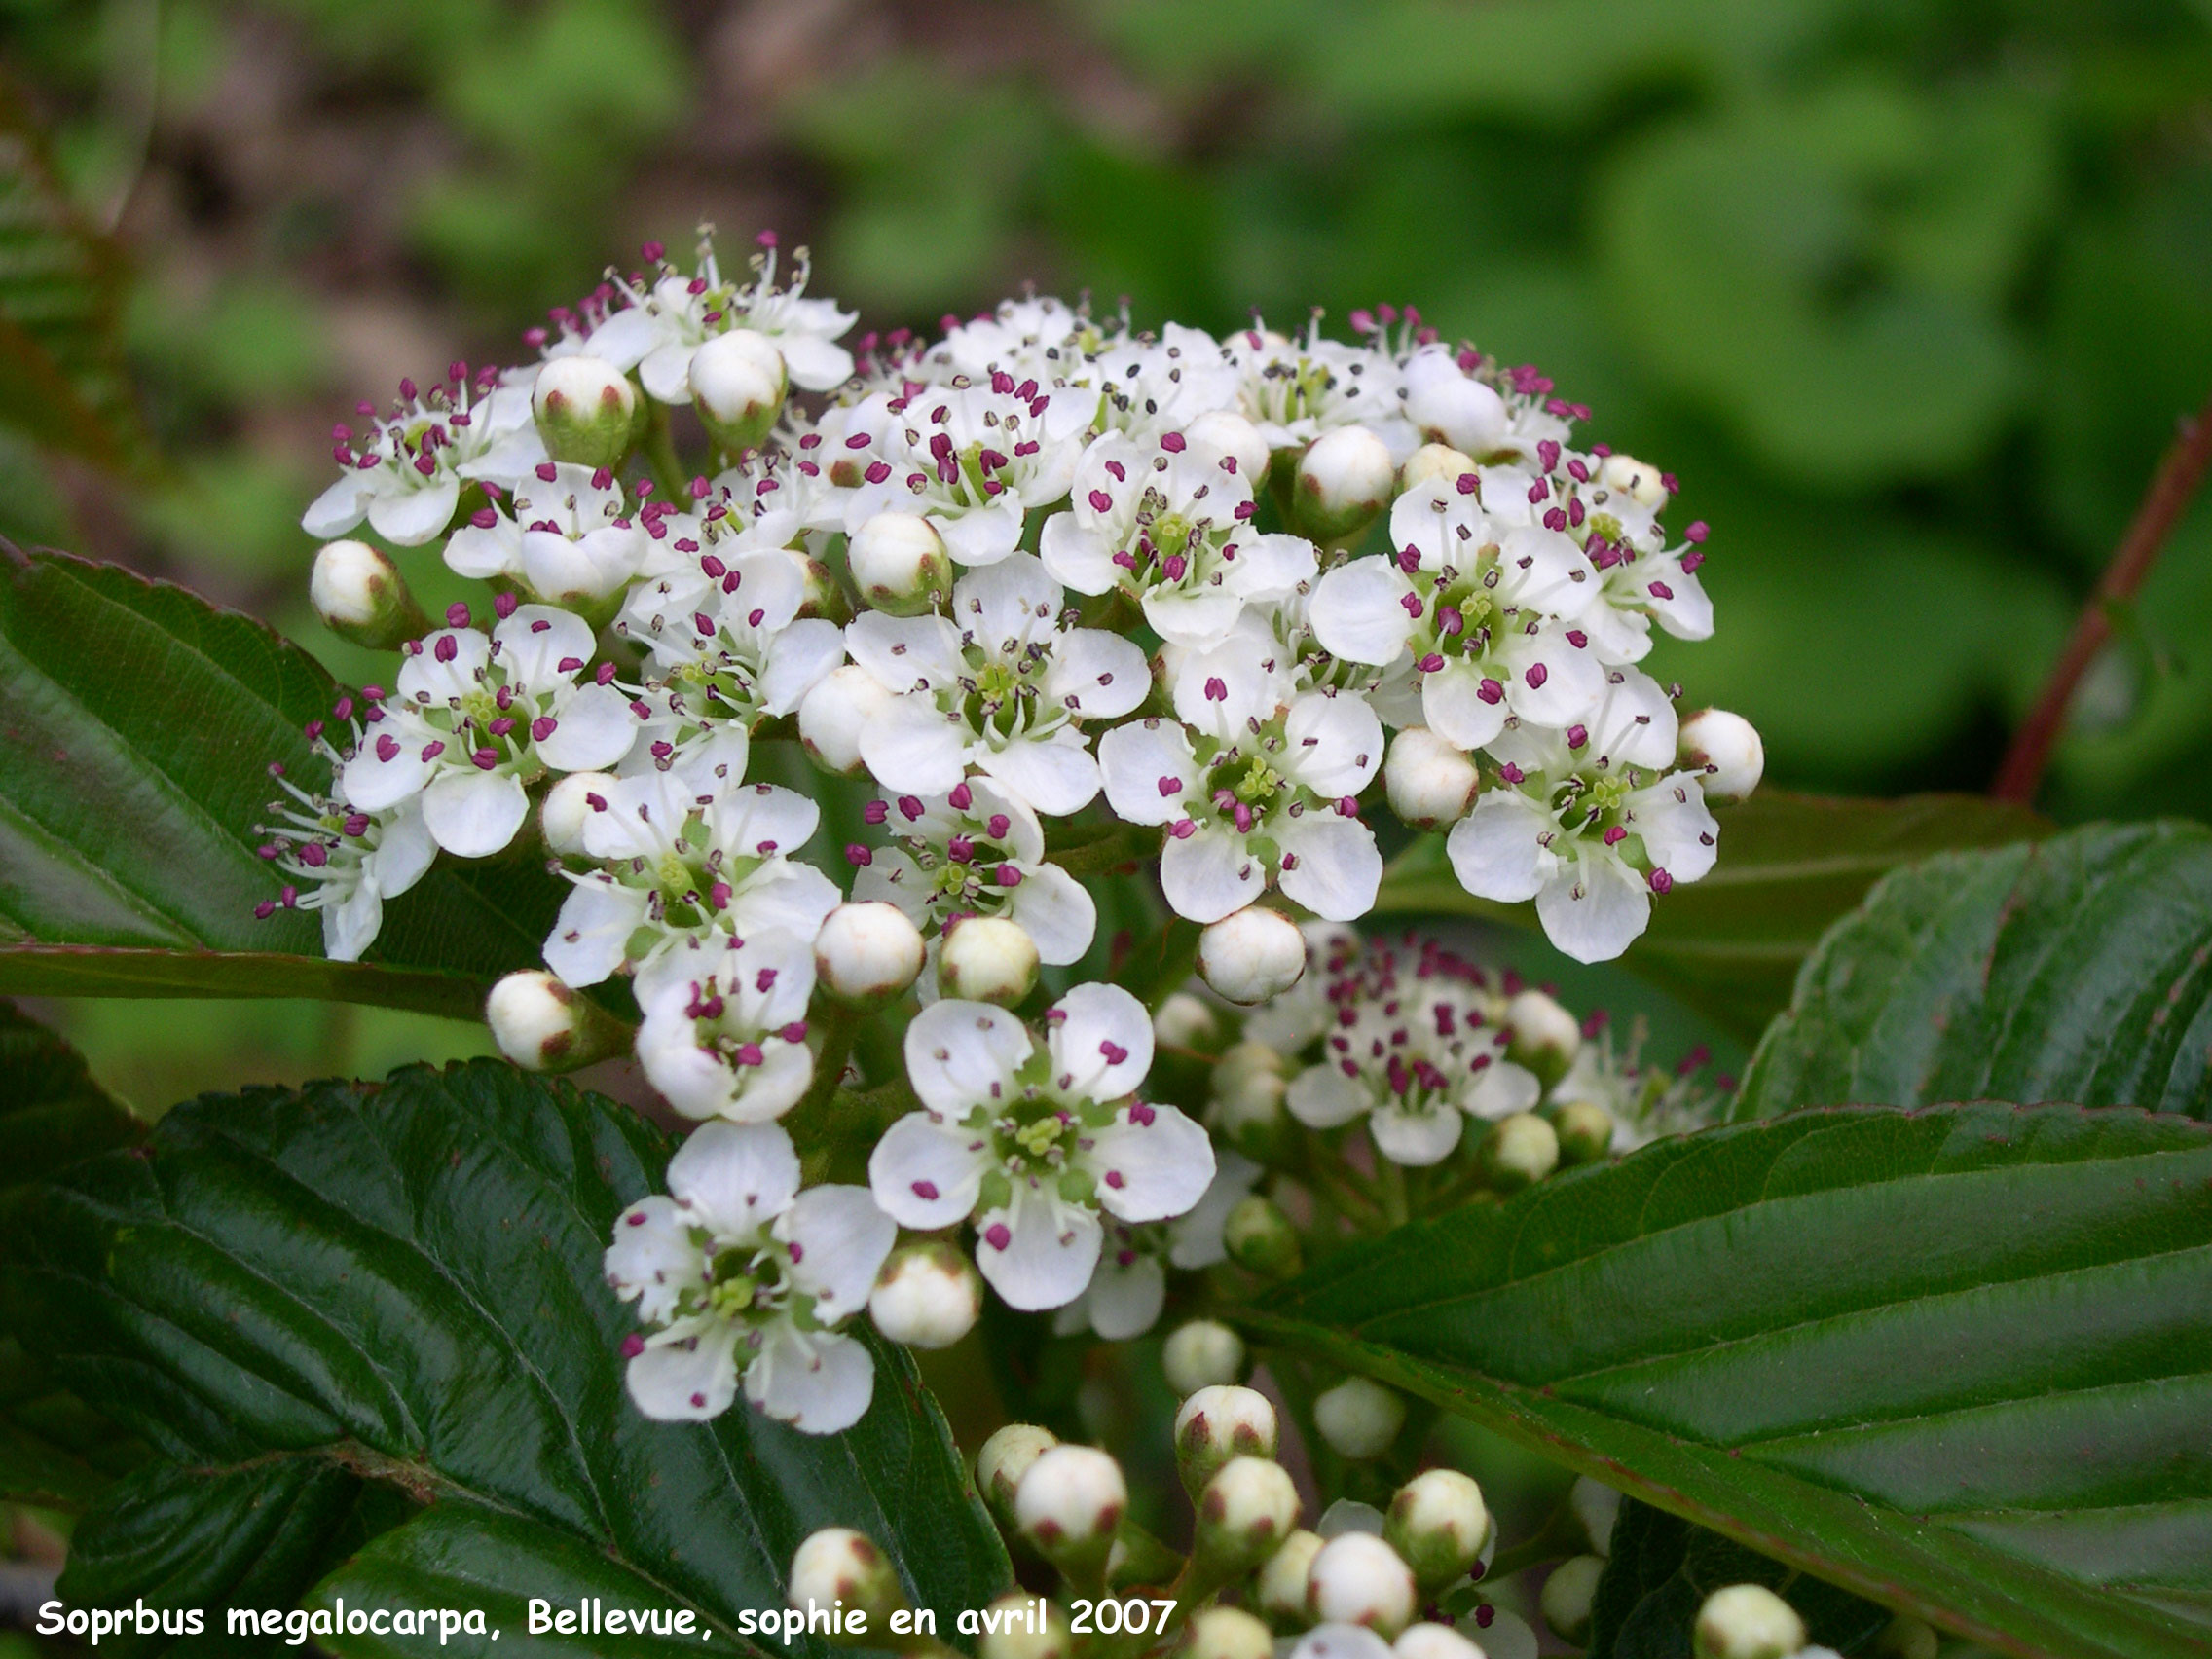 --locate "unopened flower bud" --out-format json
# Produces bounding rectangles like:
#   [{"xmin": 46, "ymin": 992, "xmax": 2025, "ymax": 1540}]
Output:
[
  {"xmin": 485, "ymin": 971, "xmax": 625, "ymax": 1073},
  {"xmin": 1155, "ymin": 991, "xmax": 1221, "ymax": 1051},
  {"xmin": 1482, "ymin": 1113, "xmax": 1559, "ymax": 1192},
  {"xmin": 689, "ymin": 329, "xmax": 788, "ymax": 452},
  {"xmin": 1873, "ymin": 1615, "xmax": 1938, "ymax": 1659},
  {"xmin": 1290, "ymin": 1628, "xmax": 1396, "ymax": 1659},
  {"xmin": 1256, "ymin": 1530, "xmax": 1326, "ymax": 1628},
  {"xmin": 1307, "ymin": 1531, "xmax": 1418, "ymax": 1637},
  {"xmin": 1503, "ymin": 990, "xmax": 1579, "ymax": 1086},
  {"xmin": 1394, "ymin": 1623, "xmax": 1486, "ymax": 1659},
  {"xmin": 1552, "ymin": 1100, "xmax": 1616, "ymax": 1165},
  {"xmin": 1384, "ymin": 728, "xmax": 1479, "ymax": 829},
  {"xmin": 977, "ymin": 1423, "xmax": 1058, "ymax": 1531},
  {"xmin": 1293, "ymin": 425, "xmax": 1394, "ymax": 543},
  {"xmin": 798, "ymin": 664, "xmax": 894, "ymax": 776},
  {"xmin": 1198, "ymin": 906, "xmax": 1307, "ymax": 1005},
  {"xmin": 1197, "ymin": 1456, "xmax": 1301, "ymax": 1576},
  {"xmin": 1694, "ymin": 1585, "xmax": 1805, "ymax": 1659},
  {"xmin": 939, "ymin": 915, "xmax": 1040, "ymax": 1006},
  {"xmin": 532, "ymin": 354, "xmax": 638, "ymax": 471},
  {"xmin": 1540, "ymin": 1555, "xmax": 1604, "ymax": 1644},
  {"xmin": 1224, "ymin": 1194, "xmax": 1303, "ymax": 1279},
  {"xmin": 1183, "ymin": 1605, "xmax": 1272, "ymax": 1659},
  {"xmin": 849, "ymin": 512, "xmax": 953, "ymax": 616},
  {"xmin": 977, "ymin": 1595, "xmax": 1072, "ymax": 1659},
  {"xmin": 788, "ymin": 1528, "xmax": 906, "ymax": 1639},
  {"xmin": 1679, "ymin": 708, "xmax": 1763, "ymax": 804},
  {"xmin": 1598, "ymin": 452, "xmax": 1669, "ymax": 510},
  {"xmin": 310, "ymin": 538, "xmax": 428, "ymax": 649},
  {"xmin": 1402, "ymin": 352, "xmax": 1507, "ymax": 456},
  {"xmin": 1014, "ymin": 1445, "xmax": 1126, "ymax": 1579},
  {"xmin": 1209, "ymin": 1076, "xmax": 1290, "ymax": 1164},
  {"xmin": 1399, "ymin": 443, "xmax": 1478, "ymax": 493},
  {"xmin": 541, "ymin": 770, "xmax": 616, "ymax": 860},
  {"xmin": 1312, "ymin": 1376, "xmax": 1405, "ymax": 1460},
  {"xmin": 1185, "ymin": 409, "xmax": 1272, "ymax": 484},
  {"xmin": 868, "ymin": 1240, "xmax": 980, "ymax": 1348},
  {"xmin": 1570, "ymin": 1477, "xmax": 1620, "ymax": 1556},
  {"xmin": 795, "ymin": 552, "xmax": 853, "ymax": 624},
  {"xmin": 816, "ymin": 901, "xmax": 926, "ymax": 1007},
  {"xmin": 1175, "ymin": 1384, "xmax": 1278, "ymax": 1495},
  {"xmin": 1384, "ymin": 1469, "xmax": 1490, "ymax": 1591},
  {"xmin": 1163, "ymin": 1320, "xmax": 1246, "ymax": 1395}
]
